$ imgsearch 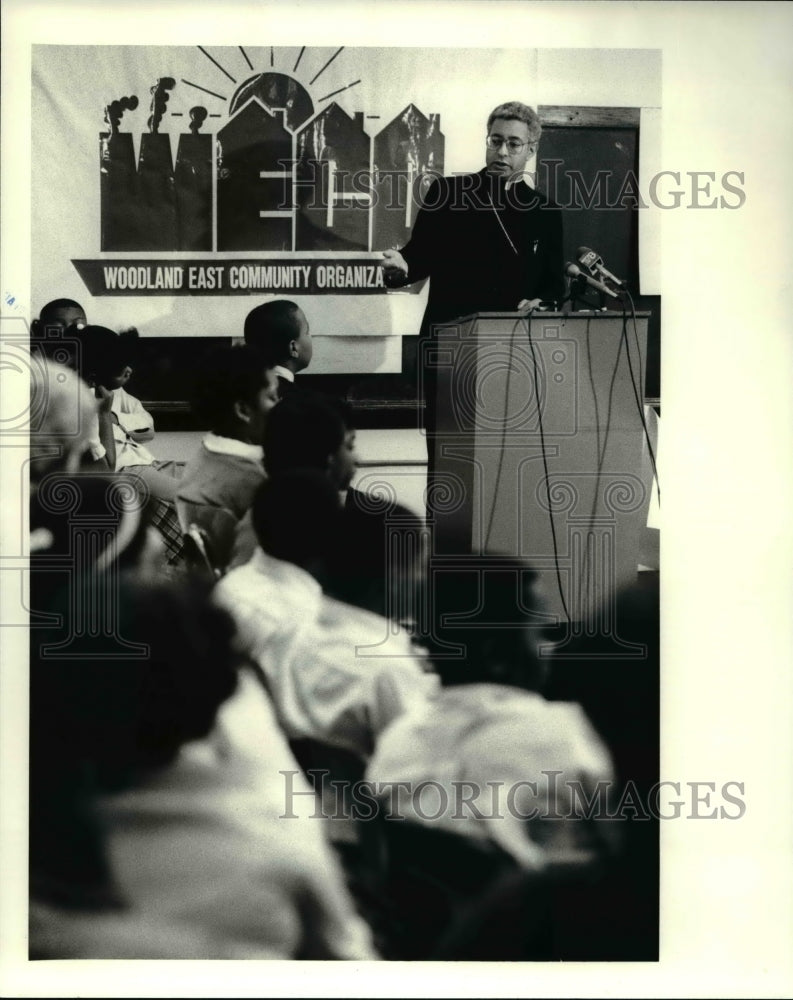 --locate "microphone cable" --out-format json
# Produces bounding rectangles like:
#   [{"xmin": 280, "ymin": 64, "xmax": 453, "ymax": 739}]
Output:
[
  {"xmin": 578, "ymin": 314, "xmax": 624, "ymax": 617},
  {"xmin": 482, "ymin": 312, "xmax": 572, "ymax": 623},
  {"xmin": 524, "ymin": 311, "xmax": 572, "ymax": 624},
  {"xmin": 483, "ymin": 315, "xmax": 522, "ymax": 552},
  {"xmin": 623, "ymin": 291, "xmax": 661, "ymax": 503}
]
